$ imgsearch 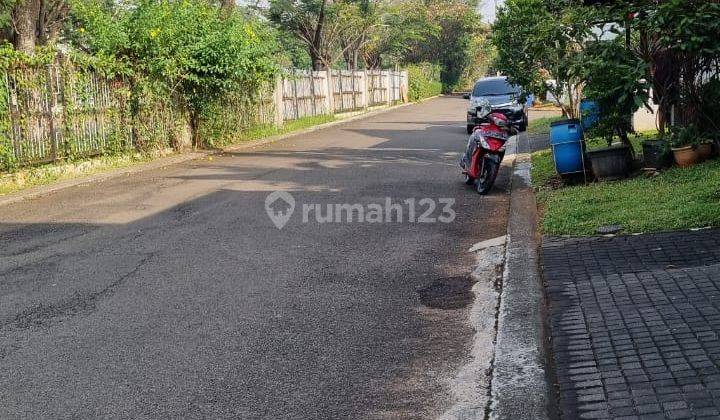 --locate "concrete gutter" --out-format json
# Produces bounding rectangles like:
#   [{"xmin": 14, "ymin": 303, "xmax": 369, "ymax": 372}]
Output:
[
  {"xmin": 0, "ymin": 99, "xmax": 436, "ymax": 208},
  {"xmin": 488, "ymin": 134, "xmax": 554, "ymax": 419}
]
